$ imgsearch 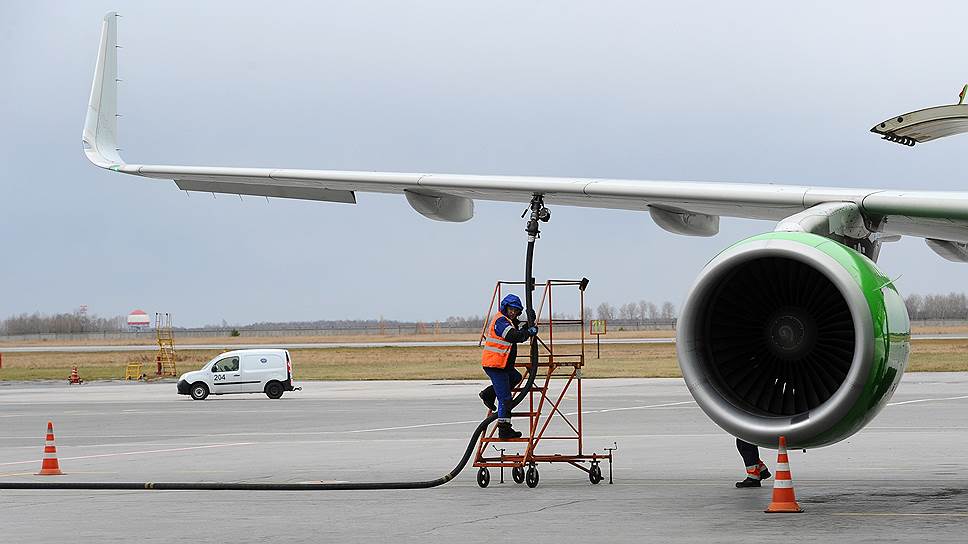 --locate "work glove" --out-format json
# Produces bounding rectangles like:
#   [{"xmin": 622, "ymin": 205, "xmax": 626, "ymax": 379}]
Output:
[{"xmin": 526, "ymin": 326, "xmax": 539, "ymax": 337}]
